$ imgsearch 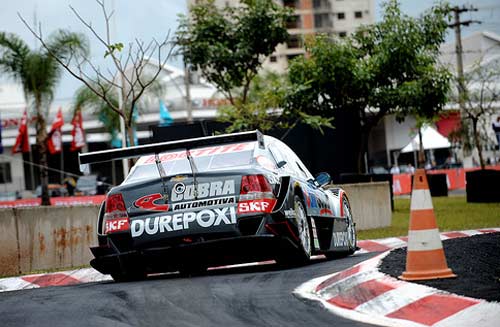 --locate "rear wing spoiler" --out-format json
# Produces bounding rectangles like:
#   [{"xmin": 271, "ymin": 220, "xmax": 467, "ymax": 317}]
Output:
[{"xmin": 78, "ymin": 130, "xmax": 264, "ymax": 168}]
